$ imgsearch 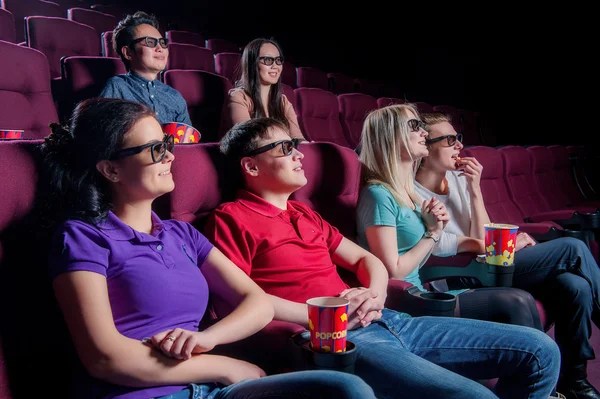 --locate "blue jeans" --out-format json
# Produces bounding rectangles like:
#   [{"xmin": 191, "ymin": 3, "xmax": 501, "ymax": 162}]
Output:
[
  {"xmin": 154, "ymin": 370, "xmax": 376, "ymax": 399},
  {"xmin": 347, "ymin": 309, "xmax": 560, "ymax": 399},
  {"xmin": 511, "ymin": 237, "xmax": 600, "ymax": 376}
]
